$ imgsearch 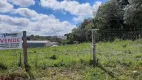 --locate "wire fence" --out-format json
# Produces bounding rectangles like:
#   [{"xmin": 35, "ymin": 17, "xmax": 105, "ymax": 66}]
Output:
[{"xmin": 96, "ymin": 30, "xmax": 142, "ymax": 42}]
